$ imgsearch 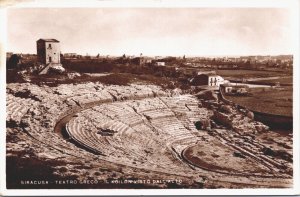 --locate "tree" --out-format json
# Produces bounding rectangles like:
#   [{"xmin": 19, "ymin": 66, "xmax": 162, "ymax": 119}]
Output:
[{"xmin": 7, "ymin": 54, "xmax": 21, "ymax": 69}]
